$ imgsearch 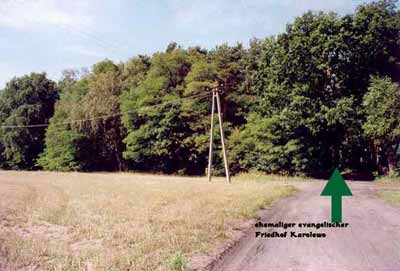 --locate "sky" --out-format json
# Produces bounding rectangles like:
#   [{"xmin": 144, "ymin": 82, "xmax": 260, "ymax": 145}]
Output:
[{"xmin": 0, "ymin": 0, "xmax": 376, "ymax": 88}]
